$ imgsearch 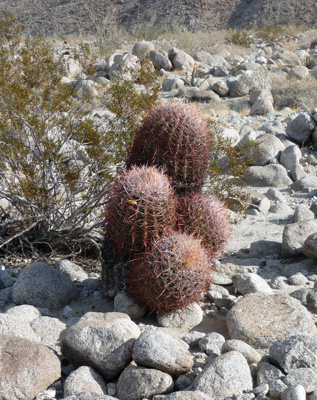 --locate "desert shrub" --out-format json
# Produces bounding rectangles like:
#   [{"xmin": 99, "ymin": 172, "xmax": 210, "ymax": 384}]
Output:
[
  {"xmin": 105, "ymin": 166, "xmax": 177, "ymax": 256},
  {"xmin": 227, "ymin": 29, "xmax": 252, "ymax": 47},
  {"xmin": 0, "ymin": 13, "xmax": 119, "ymax": 256},
  {"xmin": 127, "ymin": 100, "xmax": 214, "ymax": 194},
  {"xmin": 255, "ymin": 24, "xmax": 284, "ymax": 44},
  {"xmin": 127, "ymin": 232, "xmax": 211, "ymax": 314}
]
